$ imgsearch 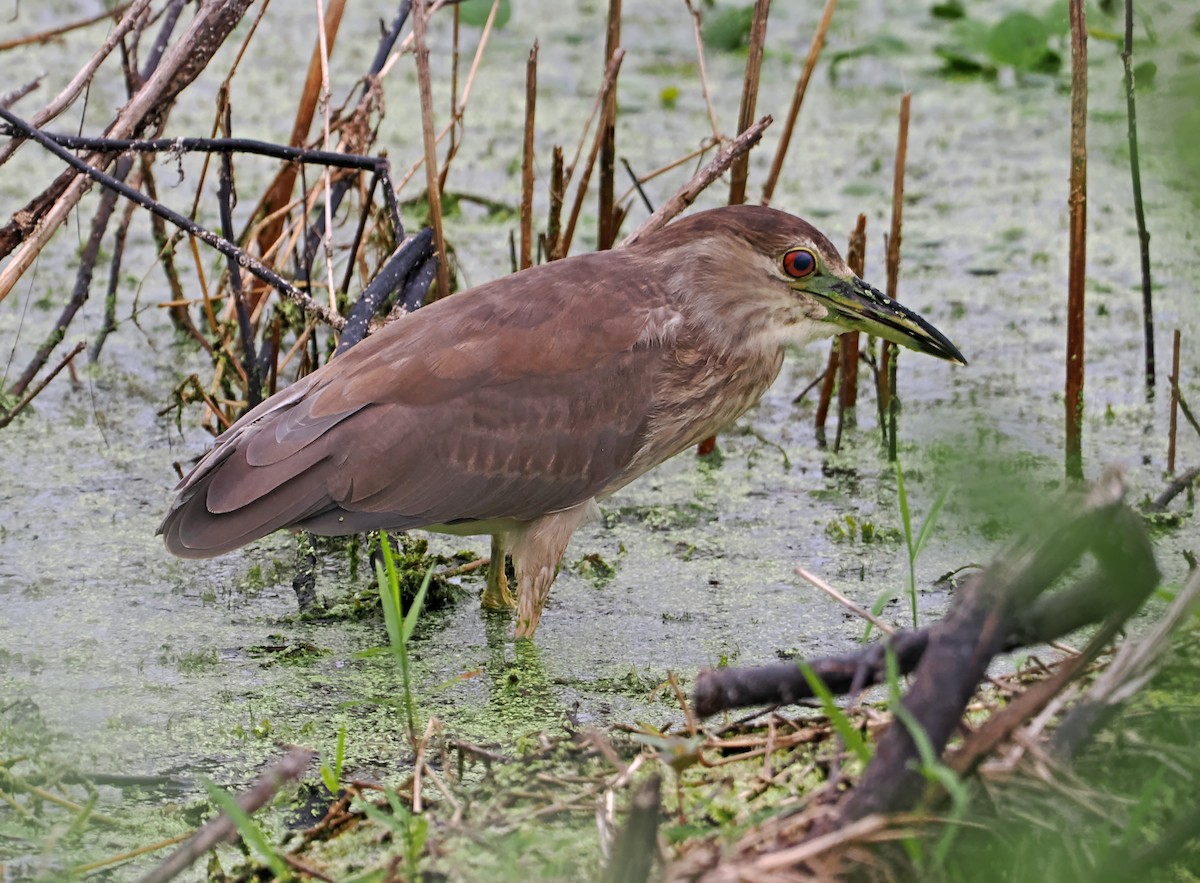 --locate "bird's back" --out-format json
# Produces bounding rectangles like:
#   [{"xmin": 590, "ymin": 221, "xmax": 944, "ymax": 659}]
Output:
[{"xmin": 160, "ymin": 251, "xmax": 685, "ymax": 557}]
